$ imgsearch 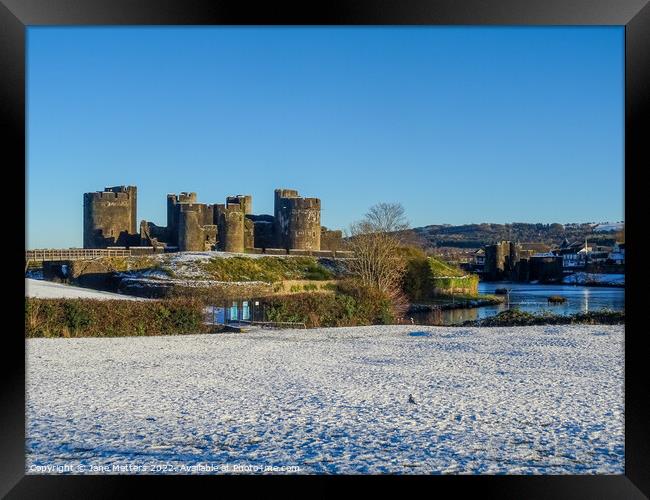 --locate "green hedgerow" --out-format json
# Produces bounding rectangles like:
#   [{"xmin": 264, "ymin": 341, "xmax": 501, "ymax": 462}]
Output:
[
  {"xmin": 63, "ymin": 301, "xmax": 92, "ymax": 331},
  {"xmin": 25, "ymin": 298, "xmax": 208, "ymax": 338},
  {"xmin": 263, "ymin": 282, "xmax": 395, "ymax": 328}
]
